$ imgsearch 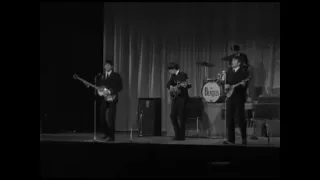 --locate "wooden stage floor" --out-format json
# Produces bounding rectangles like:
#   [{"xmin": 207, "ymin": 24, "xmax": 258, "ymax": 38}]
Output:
[
  {"xmin": 40, "ymin": 132, "xmax": 280, "ymax": 177},
  {"xmin": 40, "ymin": 133, "xmax": 280, "ymax": 147}
]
